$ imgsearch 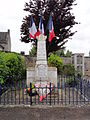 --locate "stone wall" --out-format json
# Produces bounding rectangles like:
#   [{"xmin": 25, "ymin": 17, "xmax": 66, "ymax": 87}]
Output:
[
  {"xmin": 24, "ymin": 55, "xmax": 90, "ymax": 78},
  {"xmin": 24, "ymin": 56, "xmax": 72, "ymax": 68},
  {"xmin": 61, "ymin": 57, "xmax": 72, "ymax": 65},
  {"xmin": 24, "ymin": 55, "xmax": 36, "ymax": 68}
]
